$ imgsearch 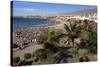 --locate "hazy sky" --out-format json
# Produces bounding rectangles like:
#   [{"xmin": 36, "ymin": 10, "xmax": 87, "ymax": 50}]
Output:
[{"xmin": 11, "ymin": 1, "xmax": 96, "ymax": 16}]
